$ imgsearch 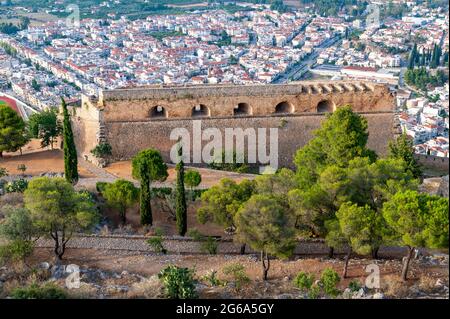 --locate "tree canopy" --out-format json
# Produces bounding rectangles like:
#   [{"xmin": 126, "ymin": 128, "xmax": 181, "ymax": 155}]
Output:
[
  {"xmin": 235, "ymin": 194, "xmax": 297, "ymax": 280},
  {"xmin": 24, "ymin": 177, "xmax": 98, "ymax": 259},
  {"xmin": 102, "ymin": 179, "xmax": 139, "ymax": 225},
  {"xmin": 388, "ymin": 133, "xmax": 422, "ymax": 178},
  {"xmin": 0, "ymin": 105, "xmax": 28, "ymax": 157},
  {"xmin": 184, "ymin": 170, "xmax": 202, "ymax": 189},
  {"xmin": 294, "ymin": 105, "xmax": 376, "ymax": 188},
  {"xmin": 382, "ymin": 190, "xmax": 449, "ymax": 280},
  {"xmin": 198, "ymin": 178, "xmax": 255, "ymax": 233},
  {"xmin": 27, "ymin": 108, "xmax": 61, "ymax": 149}
]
